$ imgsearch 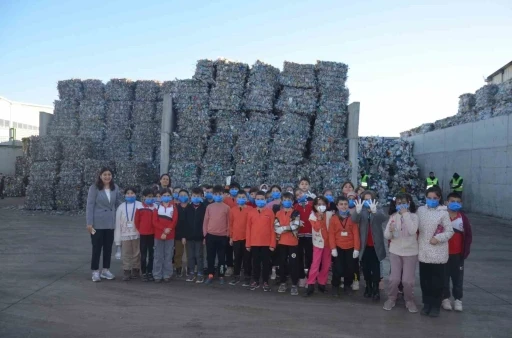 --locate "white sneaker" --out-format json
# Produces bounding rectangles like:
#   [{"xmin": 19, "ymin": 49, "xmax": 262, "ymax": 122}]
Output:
[
  {"xmin": 270, "ymin": 267, "xmax": 277, "ymax": 280},
  {"xmin": 298, "ymin": 278, "xmax": 307, "ymax": 288},
  {"xmin": 224, "ymin": 267, "xmax": 233, "ymax": 277},
  {"xmin": 352, "ymin": 280, "xmax": 359, "ymax": 291},
  {"xmin": 442, "ymin": 298, "xmax": 453, "ymax": 311},
  {"xmin": 92, "ymin": 271, "xmax": 101, "ymax": 282},
  {"xmin": 454, "ymin": 300, "xmax": 463, "ymax": 312},
  {"xmin": 100, "ymin": 269, "xmax": 115, "ymax": 280}
]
